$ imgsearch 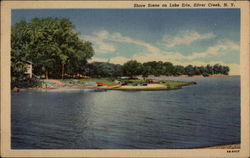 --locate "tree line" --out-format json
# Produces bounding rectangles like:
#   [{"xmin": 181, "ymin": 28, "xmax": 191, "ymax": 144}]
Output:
[{"xmin": 85, "ymin": 60, "xmax": 230, "ymax": 78}]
